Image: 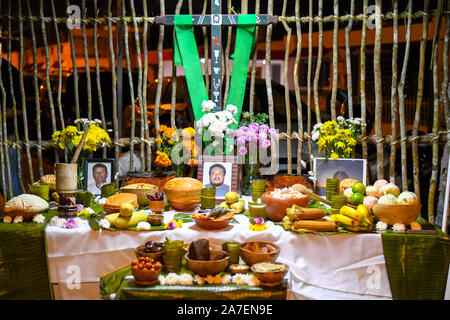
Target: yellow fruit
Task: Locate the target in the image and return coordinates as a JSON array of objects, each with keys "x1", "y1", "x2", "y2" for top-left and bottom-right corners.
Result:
[
  {"x1": 230, "y1": 200, "x2": 245, "y2": 214},
  {"x1": 333, "y1": 214, "x2": 360, "y2": 227},
  {"x1": 104, "y1": 213, "x2": 119, "y2": 225},
  {"x1": 120, "y1": 202, "x2": 135, "y2": 217},
  {"x1": 356, "y1": 204, "x2": 371, "y2": 218},
  {"x1": 219, "y1": 201, "x2": 230, "y2": 209},
  {"x1": 340, "y1": 206, "x2": 364, "y2": 221},
  {"x1": 114, "y1": 215, "x2": 131, "y2": 229},
  {"x1": 225, "y1": 192, "x2": 240, "y2": 204}
]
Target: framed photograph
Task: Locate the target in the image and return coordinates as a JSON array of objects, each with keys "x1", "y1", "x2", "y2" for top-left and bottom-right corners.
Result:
[
  {"x1": 197, "y1": 156, "x2": 239, "y2": 200},
  {"x1": 84, "y1": 158, "x2": 115, "y2": 195},
  {"x1": 312, "y1": 157, "x2": 367, "y2": 197}
]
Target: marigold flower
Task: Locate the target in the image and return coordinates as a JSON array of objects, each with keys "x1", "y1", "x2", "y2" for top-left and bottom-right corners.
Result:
[
  {"x1": 158, "y1": 124, "x2": 168, "y2": 133},
  {"x1": 155, "y1": 137, "x2": 163, "y2": 144}
]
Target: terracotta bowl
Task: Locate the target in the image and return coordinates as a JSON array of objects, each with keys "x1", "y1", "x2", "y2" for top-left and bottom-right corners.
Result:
[
  {"x1": 261, "y1": 192, "x2": 309, "y2": 222},
  {"x1": 131, "y1": 267, "x2": 161, "y2": 283},
  {"x1": 147, "y1": 213, "x2": 164, "y2": 226},
  {"x1": 372, "y1": 204, "x2": 422, "y2": 225},
  {"x1": 149, "y1": 200, "x2": 165, "y2": 213},
  {"x1": 192, "y1": 217, "x2": 233, "y2": 230},
  {"x1": 168, "y1": 200, "x2": 200, "y2": 212},
  {"x1": 185, "y1": 251, "x2": 230, "y2": 276},
  {"x1": 135, "y1": 245, "x2": 165, "y2": 262},
  {"x1": 240, "y1": 241, "x2": 280, "y2": 266},
  {"x1": 251, "y1": 262, "x2": 289, "y2": 285},
  {"x1": 229, "y1": 264, "x2": 250, "y2": 274}
]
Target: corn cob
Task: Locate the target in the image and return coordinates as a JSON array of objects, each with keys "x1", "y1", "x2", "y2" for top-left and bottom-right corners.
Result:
[
  {"x1": 331, "y1": 214, "x2": 360, "y2": 227},
  {"x1": 293, "y1": 220, "x2": 338, "y2": 232},
  {"x1": 295, "y1": 208, "x2": 326, "y2": 220}
]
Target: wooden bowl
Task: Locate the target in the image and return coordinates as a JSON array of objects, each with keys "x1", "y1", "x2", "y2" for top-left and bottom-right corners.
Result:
[
  {"x1": 372, "y1": 204, "x2": 422, "y2": 225},
  {"x1": 185, "y1": 252, "x2": 230, "y2": 276},
  {"x1": 240, "y1": 242, "x2": 280, "y2": 266},
  {"x1": 229, "y1": 264, "x2": 250, "y2": 274},
  {"x1": 251, "y1": 262, "x2": 289, "y2": 286},
  {"x1": 261, "y1": 191, "x2": 309, "y2": 222},
  {"x1": 131, "y1": 266, "x2": 161, "y2": 284},
  {"x1": 192, "y1": 217, "x2": 233, "y2": 230},
  {"x1": 147, "y1": 213, "x2": 164, "y2": 226},
  {"x1": 135, "y1": 245, "x2": 165, "y2": 262},
  {"x1": 168, "y1": 200, "x2": 200, "y2": 212}
]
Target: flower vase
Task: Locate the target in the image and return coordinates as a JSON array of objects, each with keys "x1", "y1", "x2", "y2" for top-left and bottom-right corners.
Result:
[{"x1": 241, "y1": 160, "x2": 261, "y2": 196}]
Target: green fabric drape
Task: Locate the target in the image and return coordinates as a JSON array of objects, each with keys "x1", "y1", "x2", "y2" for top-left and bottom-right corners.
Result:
[
  {"x1": 381, "y1": 218, "x2": 450, "y2": 300},
  {"x1": 100, "y1": 265, "x2": 287, "y2": 300},
  {"x1": 0, "y1": 211, "x2": 56, "y2": 300},
  {"x1": 174, "y1": 15, "x2": 209, "y2": 121}
]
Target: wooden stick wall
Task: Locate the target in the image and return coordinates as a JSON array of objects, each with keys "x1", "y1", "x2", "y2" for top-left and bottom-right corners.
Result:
[{"x1": 0, "y1": 0, "x2": 448, "y2": 229}]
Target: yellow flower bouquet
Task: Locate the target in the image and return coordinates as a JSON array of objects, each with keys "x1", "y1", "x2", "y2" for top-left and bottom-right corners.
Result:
[{"x1": 311, "y1": 117, "x2": 364, "y2": 158}]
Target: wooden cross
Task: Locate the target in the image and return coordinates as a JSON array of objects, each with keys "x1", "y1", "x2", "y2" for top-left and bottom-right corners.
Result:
[{"x1": 155, "y1": 0, "x2": 278, "y2": 112}]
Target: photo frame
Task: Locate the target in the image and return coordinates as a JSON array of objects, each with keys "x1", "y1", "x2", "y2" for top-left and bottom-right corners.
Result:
[
  {"x1": 84, "y1": 158, "x2": 115, "y2": 196},
  {"x1": 197, "y1": 156, "x2": 239, "y2": 201},
  {"x1": 312, "y1": 157, "x2": 367, "y2": 197}
]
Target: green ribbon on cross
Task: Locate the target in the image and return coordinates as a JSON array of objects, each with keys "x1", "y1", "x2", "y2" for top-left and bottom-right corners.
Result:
[{"x1": 174, "y1": 14, "x2": 256, "y2": 155}]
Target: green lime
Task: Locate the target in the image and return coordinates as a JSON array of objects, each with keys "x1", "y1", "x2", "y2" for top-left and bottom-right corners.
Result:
[
  {"x1": 352, "y1": 183, "x2": 366, "y2": 195},
  {"x1": 349, "y1": 192, "x2": 364, "y2": 206}
]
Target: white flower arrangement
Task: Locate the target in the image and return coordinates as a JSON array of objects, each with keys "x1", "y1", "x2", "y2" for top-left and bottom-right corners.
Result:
[
  {"x1": 98, "y1": 219, "x2": 111, "y2": 230},
  {"x1": 13, "y1": 216, "x2": 23, "y2": 224},
  {"x1": 49, "y1": 216, "x2": 88, "y2": 229},
  {"x1": 157, "y1": 272, "x2": 260, "y2": 287},
  {"x1": 392, "y1": 223, "x2": 406, "y2": 233},
  {"x1": 3, "y1": 216, "x2": 12, "y2": 223},
  {"x1": 158, "y1": 273, "x2": 194, "y2": 286},
  {"x1": 231, "y1": 274, "x2": 261, "y2": 286},
  {"x1": 196, "y1": 102, "x2": 238, "y2": 142},
  {"x1": 202, "y1": 100, "x2": 216, "y2": 113},
  {"x1": 376, "y1": 221, "x2": 388, "y2": 231},
  {"x1": 32, "y1": 214, "x2": 46, "y2": 224},
  {"x1": 136, "y1": 221, "x2": 151, "y2": 231}
]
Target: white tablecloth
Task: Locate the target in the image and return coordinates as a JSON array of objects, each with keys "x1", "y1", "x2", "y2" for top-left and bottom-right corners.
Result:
[{"x1": 45, "y1": 207, "x2": 450, "y2": 300}]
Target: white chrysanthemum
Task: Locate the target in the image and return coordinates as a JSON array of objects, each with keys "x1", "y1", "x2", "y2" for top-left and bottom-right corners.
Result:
[
  {"x1": 164, "y1": 273, "x2": 180, "y2": 285},
  {"x1": 311, "y1": 130, "x2": 320, "y2": 141},
  {"x1": 74, "y1": 217, "x2": 88, "y2": 226},
  {"x1": 221, "y1": 274, "x2": 232, "y2": 284},
  {"x1": 137, "y1": 221, "x2": 151, "y2": 231},
  {"x1": 178, "y1": 273, "x2": 194, "y2": 286},
  {"x1": 32, "y1": 214, "x2": 46, "y2": 224},
  {"x1": 376, "y1": 221, "x2": 388, "y2": 231},
  {"x1": 337, "y1": 116, "x2": 345, "y2": 123},
  {"x1": 232, "y1": 274, "x2": 248, "y2": 285},
  {"x1": 158, "y1": 275, "x2": 166, "y2": 285},
  {"x1": 202, "y1": 100, "x2": 216, "y2": 113},
  {"x1": 226, "y1": 104, "x2": 238, "y2": 115},
  {"x1": 194, "y1": 275, "x2": 205, "y2": 285},
  {"x1": 99, "y1": 219, "x2": 111, "y2": 229},
  {"x1": 3, "y1": 216, "x2": 12, "y2": 223},
  {"x1": 392, "y1": 223, "x2": 406, "y2": 232},
  {"x1": 13, "y1": 216, "x2": 23, "y2": 224},
  {"x1": 86, "y1": 207, "x2": 95, "y2": 214},
  {"x1": 265, "y1": 221, "x2": 275, "y2": 229}
]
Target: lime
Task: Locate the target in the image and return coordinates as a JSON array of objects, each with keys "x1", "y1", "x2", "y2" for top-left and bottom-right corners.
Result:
[
  {"x1": 352, "y1": 183, "x2": 366, "y2": 195},
  {"x1": 349, "y1": 192, "x2": 364, "y2": 206}
]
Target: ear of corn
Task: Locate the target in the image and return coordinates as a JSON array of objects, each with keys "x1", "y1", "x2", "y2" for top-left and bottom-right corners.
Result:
[{"x1": 293, "y1": 220, "x2": 338, "y2": 232}]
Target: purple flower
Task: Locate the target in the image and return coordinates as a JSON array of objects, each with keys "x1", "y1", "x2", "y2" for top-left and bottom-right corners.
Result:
[
  {"x1": 259, "y1": 125, "x2": 269, "y2": 132},
  {"x1": 259, "y1": 132, "x2": 268, "y2": 141},
  {"x1": 239, "y1": 146, "x2": 248, "y2": 156},
  {"x1": 249, "y1": 122, "x2": 260, "y2": 131},
  {"x1": 239, "y1": 126, "x2": 249, "y2": 132},
  {"x1": 76, "y1": 204, "x2": 84, "y2": 212},
  {"x1": 261, "y1": 139, "x2": 271, "y2": 149},
  {"x1": 253, "y1": 217, "x2": 264, "y2": 224},
  {"x1": 227, "y1": 130, "x2": 237, "y2": 139},
  {"x1": 237, "y1": 136, "x2": 247, "y2": 146},
  {"x1": 268, "y1": 128, "x2": 278, "y2": 137},
  {"x1": 167, "y1": 221, "x2": 177, "y2": 229},
  {"x1": 64, "y1": 219, "x2": 78, "y2": 229},
  {"x1": 249, "y1": 133, "x2": 260, "y2": 142}
]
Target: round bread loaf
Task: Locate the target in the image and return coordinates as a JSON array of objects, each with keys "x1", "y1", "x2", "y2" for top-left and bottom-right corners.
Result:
[
  {"x1": 163, "y1": 177, "x2": 204, "y2": 211},
  {"x1": 5, "y1": 194, "x2": 49, "y2": 215}
]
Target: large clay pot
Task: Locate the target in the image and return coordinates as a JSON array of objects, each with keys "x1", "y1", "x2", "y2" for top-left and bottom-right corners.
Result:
[{"x1": 261, "y1": 190, "x2": 309, "y2": 222}]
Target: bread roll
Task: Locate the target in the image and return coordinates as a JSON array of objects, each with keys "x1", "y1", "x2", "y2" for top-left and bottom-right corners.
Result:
[{"x1": 5, "y1": 194, "x2": 49, "y2": 214}]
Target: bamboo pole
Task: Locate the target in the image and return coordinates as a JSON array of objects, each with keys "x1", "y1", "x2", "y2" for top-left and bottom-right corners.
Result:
[
  {"x1": 39, "y1": 0, "x2": 59, "y2": 165},
  {"x1": 294, "y1": 0, "x2": 303, "y2": 175},
  {"x1": 281, "y1": 0, "x2": 292, "y2": 174},
  {"x1": 330, "y1": 0, "x2": 339, "y2": 122},
  {"x1": 171, "y1": 0, "x2": 183, "y2": 129},
  {"x1": 428, "y1": 1, "x2": 444, "y2": 224},
  {"x1": 307, "y1": 0, "x2": 313, "y2": 166},
  {"x1": 313, "y1": 0, "x2": 323, "y2": 124},
  {"x1": 360, "y1": 0, "x2": 368, "y2": 183},
  {"x1": 123, "y1": 1, "x2": 136, "y2": 172},
  {"x1": 223, "y1": 0, "x2": 232, "y2": 105},
  {"x1": 249, "y1": 0, "x2": 260, "y2": 116},
  {"x1": 93, "y1": 0, "x2": 107, "y2": 159},
  {"x1": 412, "y1": 0, "x2": 430, "y2": 198},
  {"x1": 0, "y1": 18, "x2": 7, "y2": 200},
  {"x1": 143, "y1": 0, "x2": 152, "y2": 171},
  {"x1": 7, "y1": 1, "x2": 25, "y2": 193},
  {"x1": 107, "y1": 0, "x2": 120, "y2": 181},
  {"x1": 130, "y1": 0, "x2": 145, "y2": 171},
  {"x1": 81, "y1": 0, "x2": 92, "y2": 120},
  {"x1": 345, "y1": 0, "x2": 354, "y2": 119},
  {"x1": 442, "y1": 2, "x2": 450, "y2": 232},
  {"x1": 154, "y1": 0, "x2": 165, "y2": 141},
  {"x1": 389, "y1": 0, "x2": 399, "y2": 184},
  {"x1": 66, "y1": 0, "x2": 80, "y2": 124},
  {"x1": 397, "y1": 0, "x2": 412, "y2": 192},
  {"x1": 202, "y1": 0, "x2": 209, "y2": 97},
  {"x1": 374, "y1": 0, "x2": 384, "y2": 180},
  {"x1": 26, "y1": 0, "x2": 43, "y2": 178},
  {"x1": 0, "y1": 16, "x2": 13, "y2": 199},
  {"x1": 18, "y1": 0, "x2": 34, "y2": 183}
]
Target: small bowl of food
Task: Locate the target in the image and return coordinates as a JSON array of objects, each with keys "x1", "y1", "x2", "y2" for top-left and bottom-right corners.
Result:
[
  {"x1": 147, "y1": 213, "x2": 164, "y2": 226},
  {"x1": 240, "y1": 241, "x2": 280, "y2": 266},
  {"x1": 190, "y1": 207, "x2": 235, "y2": 230},
  {"x1": 229, "y1": 264, "x2": 250, "y2": 274},
  {"x1": 185, "y1": 250, "x2": 230, "y2": 276},
  {"x1": 147, "y1": 192, "x2": 166, "y2": 213},
  {"x1": 135, "y1": 241, "x2": 165, "y2": 262},
  {"x1": 251, "y1": 262, "x2": 289, "y2": 286},
  {"x1": 131, "y1": 257, "x2": 163, "y2": 285}
]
